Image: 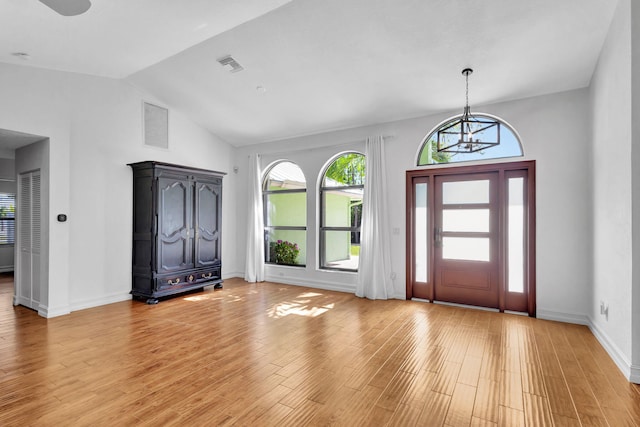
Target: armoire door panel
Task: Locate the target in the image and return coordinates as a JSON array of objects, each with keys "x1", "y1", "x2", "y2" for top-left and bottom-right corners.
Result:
[
  {"x1": 195, "y1": 181, "x2": 221, "y2": 267},
  {"x1": 158, "y1": 177, "x2": 193, "y2": 272}
]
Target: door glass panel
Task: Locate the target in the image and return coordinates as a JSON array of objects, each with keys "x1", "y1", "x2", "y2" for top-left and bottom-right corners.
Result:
[
  {"x1": 443, "y1": 209, "x2": 489, "y2": 232},
  {"x1": 442, "y1": 180, "x2": 489, "y2": 204},
  {"x1": 415, "y1": 183, "x2": 428, "y2": 282},
  {"x1": 508, "y1": 177, "x2": 525, "y2": 292},
  {"x1": 442, "y1": 237, "x2": 490, "y2": 261}
]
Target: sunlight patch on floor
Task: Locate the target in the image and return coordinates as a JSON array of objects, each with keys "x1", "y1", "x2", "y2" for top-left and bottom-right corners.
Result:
[{"x1": 267, "y1": 291, "x2": 335, "y2": 318}]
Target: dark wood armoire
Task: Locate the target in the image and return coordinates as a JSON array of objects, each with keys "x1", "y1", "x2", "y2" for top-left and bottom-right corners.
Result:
[{"x1": 129, "y1": 161, "x2": 225, "y2": 303}]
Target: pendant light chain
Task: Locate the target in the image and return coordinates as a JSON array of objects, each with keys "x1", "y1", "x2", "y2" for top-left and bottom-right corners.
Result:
[{"x1": 465, "y1": 71, "x2": 469, "y2": 110}]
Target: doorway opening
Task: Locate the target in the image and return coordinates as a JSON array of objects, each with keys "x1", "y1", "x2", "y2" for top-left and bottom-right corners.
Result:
[{"x1": 406, "y1": 161, "x2": 536, "y2": 315}]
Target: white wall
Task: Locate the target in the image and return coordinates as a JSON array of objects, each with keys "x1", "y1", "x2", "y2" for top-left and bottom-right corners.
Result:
[
  {"x1": 0, "y1": 63, "x2": 69, "y2": 317},
  {"x1": 236, "y1": 88, "x2": 593, "y2": 315},
  {"x1": 589, "y1": 0, "x2": 635, "y2": 380},
  {"x1": 631, "y1": 0, "x2": 640, "y2": 381},
  {"x1": 0, "y1": 62, "x2": 238, "y2": 315}
]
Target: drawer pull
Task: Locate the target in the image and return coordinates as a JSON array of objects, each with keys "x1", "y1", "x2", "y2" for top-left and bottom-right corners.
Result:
[
  {"x1": 202, "y1": 273, "x2": 212, "y2": 279},
  {"x1": 188, "y1": 275, "x2": 194, "y2": 282},
  {"x1": 168, "y1": 278, "x2": 181, "y2": 285}
]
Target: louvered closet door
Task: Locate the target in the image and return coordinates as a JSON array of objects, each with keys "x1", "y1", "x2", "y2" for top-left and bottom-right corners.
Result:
[{"x1": 16, "y1": 170, "x2": 41, "y2": 310}]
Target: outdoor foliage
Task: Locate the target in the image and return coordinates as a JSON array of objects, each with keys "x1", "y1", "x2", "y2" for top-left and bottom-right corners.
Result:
[
  {"x1": 430, "y1": 138, "x2": 452, "y2": 163},
  {"x1": 270, "y1": 240, "x2": 300, "y2": 265},
  {"x1": 325, "y1": 153, "x2": 365, "y2": 185}
]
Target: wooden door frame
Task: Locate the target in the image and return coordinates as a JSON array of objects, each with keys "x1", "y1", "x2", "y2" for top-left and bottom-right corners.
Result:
[{"x1": 405, "y1": 160, "x2": 536, "y2": 316}]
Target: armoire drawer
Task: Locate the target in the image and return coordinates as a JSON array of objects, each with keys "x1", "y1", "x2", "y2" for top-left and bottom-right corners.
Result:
[{"x1": 194, "y1": 267, "x2": 221, "y2": 284}]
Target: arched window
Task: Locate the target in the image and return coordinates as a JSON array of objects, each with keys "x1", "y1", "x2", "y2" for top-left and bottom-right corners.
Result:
[
  {"x1": 417, "y1": 113, "x2": 523, "y2": 165},
  {"x1": 263, "y1": 161, "x2": 306, "y2": 266},
  {"x1": 319, "y1": 152, "x2": 365, "y2": 271}
]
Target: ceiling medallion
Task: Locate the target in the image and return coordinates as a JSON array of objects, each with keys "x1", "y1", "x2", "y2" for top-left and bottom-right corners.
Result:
[{"x1": 436, "y1": 68, "x2": 500, "y2": 154}]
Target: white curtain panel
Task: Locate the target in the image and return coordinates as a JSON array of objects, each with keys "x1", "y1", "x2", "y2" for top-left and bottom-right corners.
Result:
[
  {"x1": 244, "y1": 154, "x2": 265, "y2": 282},
  {"x1": 356, "y1": 136, "x2": 394, "y2": 299}
]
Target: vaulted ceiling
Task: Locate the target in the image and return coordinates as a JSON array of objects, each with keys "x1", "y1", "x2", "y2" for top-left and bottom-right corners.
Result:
[{"x1": 1, "y1": 0, "x2": 619, "y2": 146}]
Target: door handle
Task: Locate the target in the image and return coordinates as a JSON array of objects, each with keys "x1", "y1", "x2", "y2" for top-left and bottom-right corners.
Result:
[{"x1": 434, "y1": 227, "x2": 442, "y2": 247}]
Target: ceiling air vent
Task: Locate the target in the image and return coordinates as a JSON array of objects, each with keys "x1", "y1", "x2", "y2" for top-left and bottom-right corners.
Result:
[{"x1": 217, "y1": 55, "x2": 244, "y2": 73}]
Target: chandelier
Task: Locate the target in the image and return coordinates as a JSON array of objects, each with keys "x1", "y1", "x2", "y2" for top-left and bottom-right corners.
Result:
[{"x1": 436, "y1": 68, "x2": 500, "y2": 154}]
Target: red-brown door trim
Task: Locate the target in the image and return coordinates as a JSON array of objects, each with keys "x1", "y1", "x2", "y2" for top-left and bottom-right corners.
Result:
[{"x1": 405, "y1": 160, "x2": 536, "y2": 316}]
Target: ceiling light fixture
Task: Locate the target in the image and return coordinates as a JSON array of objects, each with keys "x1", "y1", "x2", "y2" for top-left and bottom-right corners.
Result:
[
  {"x1": 12, "y1": 52, "x2": 31, "y2": 60},
  {"x1": 436, "y1": 68, "x2": 500, "y2": 154},
  {"x1": 39, "y1": 0, "x2": 92, "y2": 16}
]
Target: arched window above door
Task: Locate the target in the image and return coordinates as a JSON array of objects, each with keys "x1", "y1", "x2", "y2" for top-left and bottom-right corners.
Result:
[{"x1": 417, "y1": 113, "x2": 523, "y2": 166}]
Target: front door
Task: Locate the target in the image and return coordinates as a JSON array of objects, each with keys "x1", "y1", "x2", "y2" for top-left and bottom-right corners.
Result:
[
  {"x1": 406, "y1": 161, "x2": 536, "y2": 315},
  {"x1": 434, "y1": 173, "x2": 499, "y2": 308}
]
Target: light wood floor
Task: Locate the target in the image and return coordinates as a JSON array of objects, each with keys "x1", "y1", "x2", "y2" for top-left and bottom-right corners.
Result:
[{"x1": 1, "y1": 274, "x2": 639, "y2": 426}]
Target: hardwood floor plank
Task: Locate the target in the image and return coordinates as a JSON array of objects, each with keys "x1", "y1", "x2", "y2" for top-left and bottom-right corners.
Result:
[
  {"x1": 400, "y1": 369, "x2": 437, "y2": 409},
  {"x1": 444, "y1": 382, "x2": 477, "y2": 426},
  {"x1": 521, "y1": 361, "x2": 547, "y2": 397},
  {"x1": 498, "y1": 405, "x2": 525, "y2": 427},
  {"x1": 416, "y1": 390, "x2": 451, "y2": 426},
  {"x1": 280, "y1": 399, "x2": 322, "y2": 426},
  {"x1": 376, "y1": 369, "x2": 416, "y2": 411},
  {"x1": 544, "y1": 375, "x2": 579, "y2": 419},
  {"x1": 564, "y1": 374, "x2": 608, "y2": 421},
  {"x1": 479, "y1": 351, "x2": 502, "y2": 382},
  {"x1": 386, "y1": 403, "x2": 423, "y2": 427},
  {"x1": 470, "y1": 416, "x2": 498, "y2": 426},
  {"x1": 523, "y1": 392, "x2": 554, "y2": 427},
  {"x1": 1, "y1": 277, "x2": 639, "y2": 426},
  {"x1": 458, "y1": 355, "x2": 482, "y2": 387},
  {"x1": 473, "y1": 378, "x2": 500, "y2": 423},
  {"x1": 432, "y1": 360, "x2": 462, "y2": 395},
  {"x1": 600, "y1": 405, "x2": 639, "y2": 427},
  {"x1": 499, "y1": 370, "x2": 524, "y2": 411}
]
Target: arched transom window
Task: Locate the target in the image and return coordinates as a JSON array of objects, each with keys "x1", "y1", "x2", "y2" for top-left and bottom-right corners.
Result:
[{"x1": 418, "y1": 113, "x2": 523, "y2": 165}]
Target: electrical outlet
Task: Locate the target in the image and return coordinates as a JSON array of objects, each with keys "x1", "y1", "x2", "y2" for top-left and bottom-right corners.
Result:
[{"x1": 600, "y1": 301, "x2": 609, "y2": 320}]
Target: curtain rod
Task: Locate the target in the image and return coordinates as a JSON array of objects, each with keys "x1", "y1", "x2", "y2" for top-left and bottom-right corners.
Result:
[{"x1": 250, "y1": 135, "x2": 394, "y2": 158}]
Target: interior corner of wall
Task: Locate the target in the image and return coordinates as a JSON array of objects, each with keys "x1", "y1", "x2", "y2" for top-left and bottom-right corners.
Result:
[{"x1": 588, "y1": 314, "x2": 634, "y2": 383}]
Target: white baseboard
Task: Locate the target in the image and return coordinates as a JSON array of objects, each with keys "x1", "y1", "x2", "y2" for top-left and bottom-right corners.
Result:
[
  {"x1": 537, "y1": 309, "x2": 590, "y2": 325},
  {"x1": 587, "y1": 316, "x2": 636, "y2": 383},
  {"x1": 517, "y1": 309, "x2": 639, "y2": 384},
  {"x1": 38, "y1": 304, "x2": 71, "y2": 318},
  {"x1": 222, "y1": 271, "x2": 244, "y2": 280},
  {"x1": 265, "y1": 273, "x2": 356, "y2": 294},
  {"x1": 0, "y1": 265, "x2": 13, "y2": 273},
  {"x1": 70, "y1": 292, "x2": 132, "y2": 313}
]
